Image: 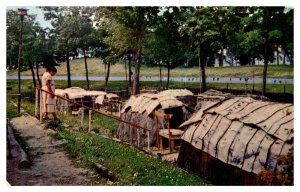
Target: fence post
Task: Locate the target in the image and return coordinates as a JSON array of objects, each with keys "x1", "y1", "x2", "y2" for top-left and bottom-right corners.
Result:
[
  {"x1": 39, "y1": 89, "x2": 42, "y2": 122},
  {"x1": 137, "y1": 129, "x2": 140, "y2": 147},
  {"x1": 147, "y1": 130, "x2": 150, "y2": 152},
  {"x1": 35, "y1": 87, "x2": 39, "y2": 117},
  {"x1": 80, "y1": 107, "x2": 84, "y2": 128},
  {"x1": 129, "y1": 125, "x2": 132, "y2": 144},
  {"x1": 88, "y1": 110, "x2": 92, "y2": 133}
]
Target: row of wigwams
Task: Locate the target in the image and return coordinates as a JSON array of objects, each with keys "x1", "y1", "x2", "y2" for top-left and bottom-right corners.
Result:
[{"x1": 117, "y1": 89, "x2": 293, "y2": 185}]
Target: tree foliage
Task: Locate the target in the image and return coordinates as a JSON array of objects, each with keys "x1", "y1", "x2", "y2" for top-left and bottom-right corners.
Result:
[{"x1": 7, "y1": 6, "x2": 294, "y2": 95}]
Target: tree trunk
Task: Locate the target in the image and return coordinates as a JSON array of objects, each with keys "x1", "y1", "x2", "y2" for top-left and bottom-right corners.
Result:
[
  {"x1": 167, "y1": 62, "x2": 170, "y2": 90},
  {"x1": 124, "y1": 56, "x2": 127, "y2": 81},
  {"x1": 219, "y1": 47, "x2": 224, "y2": 67},
  {"x1": 83, "y1": 49, "x2": 90, "y2": 90},
  {"x1": 133, "y1": 48, "x2": 141, "y2": 95},
  {"x1": 105, "y1": 62, "x2": 110, "y2": 92},
  {"x1": 262, "y1": 8, "x2": 270, "y2": 96},
  {"x1": 9, "y1": 57, "x2": 12, "y2": 70},
  {"x1": 283, "y1": 49, "x2": 286, "y2": 65},
  {"x1": 199, "y1": 44, "x2": 207, "y2": 93},
  {"x1": 159, "y1": 62, "x2": 162, "y2": 91},
  {"x1": 252, "y1": 56, "x2": 255, "y2": 65},
  {"x1": 36, "y1": 64, "x2": 41, "y2": 87},
  {"x1": 199, "y1": 45, "x2": 201, "y2": 92},
  {"x1": 276, "y1": 47, "x2": 279, "y2": 65},
  {"x1": 29, "y1": 63, "x2": 37, "y2": 89},
  {"x1": 201, "y1": 58, "x2": 207, "y2": 92},
  {"x1": 66, "y1": 40, "x2": 71, "y2": 88},
  {"x1": 128, "y1": 54, "x2": 132, "y2": 89}
]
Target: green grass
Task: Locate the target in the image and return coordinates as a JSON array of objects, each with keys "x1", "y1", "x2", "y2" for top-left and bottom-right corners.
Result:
[
  {"x1": 6, "y1": 100, "x2": 20, "y2": 119},
  {"x1": 57, "y1": 111, "x2": 119, "y2": 136},
  {"x1": 53, "y1": 130, "x2": 209, "y2": 185},
  {"x1": 6, "y1": 79, "x2": 294, "y2": 96},
  {"x1": 7, "y1": 58, "x2": 294, "y2": 78}
]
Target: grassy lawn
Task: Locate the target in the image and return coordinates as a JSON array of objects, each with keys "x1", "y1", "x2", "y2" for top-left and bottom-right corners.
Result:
[{"x1": 7, "y1": 58, "x2": 294, "y2": 78}]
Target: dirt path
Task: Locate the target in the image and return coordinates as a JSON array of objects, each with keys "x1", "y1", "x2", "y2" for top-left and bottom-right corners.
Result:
[{"x1": 6, "y1": 115, "x2": 93, "y2": 186}]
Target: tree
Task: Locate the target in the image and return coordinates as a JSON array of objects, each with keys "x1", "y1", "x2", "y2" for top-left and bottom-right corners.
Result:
[
  {"x1": 94, "y1": 20, "x2": 120, "y2": 91},
  {"x1": 95, "y1": 7, "x2": 159, "y2": 95},
  {"x1": 40, "y1": 6, "x2": 74, "y2": 87},
  {"x1": 6, "y1": 10, "x2": 20, "y2": 70},
  {"x1": 67, "y1": 7, "x2": 95, "y2": 90},
  {"x1": 6, "y1": 8, "x2": 54, "y2": 88},
  {"x1": 143, "y1": 7, "x2": 187, "y2": 89},
  {"x1": 181, "y1": 7, "x2": 220, "y2": 92},
  {"x1": 261, "y1": 7, "x2": 288, "y2": 96}
]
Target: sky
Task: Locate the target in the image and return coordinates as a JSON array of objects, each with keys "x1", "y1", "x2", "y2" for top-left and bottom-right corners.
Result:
[
  {"x1": 1, "y1": 1, "x2": 299, "y2": 192},
  {"x1": 6, "y1": 6, "x2": 52, "y2": 28}
]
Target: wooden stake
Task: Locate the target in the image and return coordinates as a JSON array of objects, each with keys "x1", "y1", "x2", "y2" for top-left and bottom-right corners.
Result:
[
  {"x1": 80, "y1": 107, "x2": 84, "y2": 128},
  {"x1": 35, "y1": 87, "x2": 39, "y2": 117},
  {"x1": 147, "y1": 131, "x2": 150, "y2": 152},
  {"x1": 88, "y1": 110, "x2": 92, "y2": 133},
  {"x1": 137, "y1": 128, "x2": 140, "y2": 147},
  {"x1": 39, "y1": 89, "x2": 42, "y2": 122}
]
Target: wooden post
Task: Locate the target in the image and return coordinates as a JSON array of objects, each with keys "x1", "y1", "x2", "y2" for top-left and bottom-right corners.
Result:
[
  {"x1": 35, "y1": 87, "x2": 39, "y2": 117},
  {"x1": 118, "y1": 103, "x2": 121, "y2": 116},
  {"x1": 166, "y1": 118, "x2": 172, "y2": 153},
  {"x1": 147, "y1": 130, "x2": 150, "y2": 152},
  {"x1": 137, "y1": 128, "x2": 140, "y2": 147},
  {"x1": 39, "y1": 89, "x2": 42, "y2": 122},
  {"x1": 88, "y1": 110, "x2": 92, "y2": 133},
  {"x1": 154, "y1": 112, "x2": 159, "y2": 148},
  {"x1": 80, "y1": 107, "x2": 84, "y2": 128},
  {"x1": 129, "y1": 125, "x2": 132, "y2": 144}
]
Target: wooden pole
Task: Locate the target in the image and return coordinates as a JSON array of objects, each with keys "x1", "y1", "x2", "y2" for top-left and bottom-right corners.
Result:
[
  {"x1": 166, "y1": 118, "x2": 172, "y2": 153},
  {"x1": 147, "y1": 130, "x2": 150, "y2": 152},
  {"x1": 88, "y1": 110, "x2": 92, "y2": 133},
  {"x1": 80, "y1": 107, "x2": 84, "y2": 128},
  {"x1": 35, "y1": 87, "x2": 39, "y2": 117},
  {"x1": 137, "y1": 128, "x2": 140, "y2": 147},
  {"x1": 39, "y1": 89, "x2": 42, "y2": 122},
  {"x1": 154, "y1": 113, "x2": 159, "y2": 148},
  {"x1": 129, "y1": 125, "x2": 132, "y2": 144},
  {"x1": 17, "y1": 14, "x2": 25, "y2": 113}
]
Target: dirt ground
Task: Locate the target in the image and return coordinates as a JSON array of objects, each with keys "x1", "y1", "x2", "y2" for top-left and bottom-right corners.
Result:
[{"x1": 6, "y1": 115, "x2": 96, "y2": 186}]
